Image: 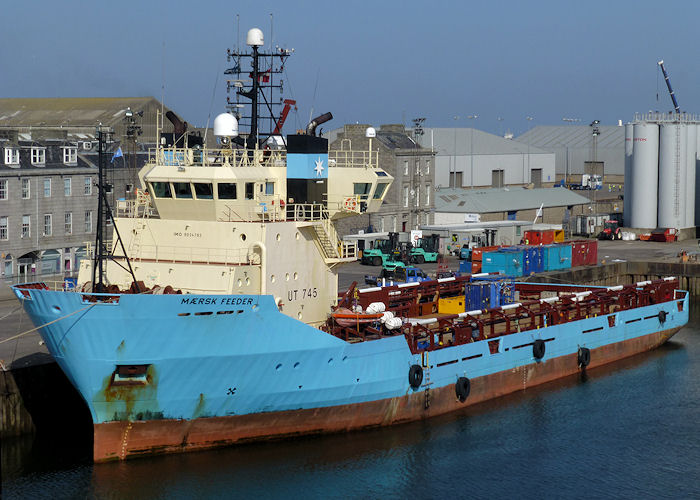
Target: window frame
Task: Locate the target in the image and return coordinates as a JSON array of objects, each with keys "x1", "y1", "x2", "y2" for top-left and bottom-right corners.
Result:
[{"x1": 43, "y1": 213, "x2": 52, "y2": 236}]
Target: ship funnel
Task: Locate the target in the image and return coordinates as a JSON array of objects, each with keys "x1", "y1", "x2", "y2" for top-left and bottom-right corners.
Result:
[
  {"x1": 306, "y1": 112, "x2": 333, "y2": 136},
  {"x1": 166, "y1": 111, "x2": 188, "y2": 137}
]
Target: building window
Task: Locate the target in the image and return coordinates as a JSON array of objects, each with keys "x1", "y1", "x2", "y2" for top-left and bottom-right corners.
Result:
[
  {"x1": 4, "y1": 148, "x2": 19, "y2": 165},
  {"x1": 64, "y1": 212, "x2": 72, "y2": 235},
  {"x1": 64, "y1": 177, "x2": 71, "y2": 196},
  {"x1": 85, "y1": 211, "x2": 92, "y2": 233},
  {"x1": 403, "y1": 185, "x2": 409, "y2": 207},
  {"x1": 415, "y1": 161, "x2": 420, "y2": 175},
  {"x1": 31, "y1": 147, "x2": 45, "y2": 165},
  {"x1": 425, "y1": 160, "x2": 430, "y2": 175},
  {"x1": 0, "y1": 179, "x2": 7, "y2": 200},
  {"x1": 63, "y1": 147, "x2": 77, "y2": 164},
  {"x1": 403, "y1": 161, "x2": 408, "y2": 176},
  {"x1": 84, "y1": 177, "x2": 93, "y2": 195},
  {"x1": 449, "y1": 171, "x2": 463, "y2": 188},
  {"x1": 43, "y1": 214, "x2": 52, "y2": 236},
  {"x1": 22, "y1": 215, "x2": 30, "y2": 238},
  {"x1": 0, "y1": 216, "x2": 7, "y2": 240},
  {"x1": 44, "y1": 178, "x2": 51, "y2": 197},
  {"x1": 492, "y1": 169, "x2": 504, "y2": 188},
  {"x1": 425, "y1": 184, "x2": 431, "y2": 206},
  {"x1": 415, "y1": 186, "x2": 420, "y2": 207},
  {"x1": 21, "y1": 178, "x2": 30, "y2": 199}
]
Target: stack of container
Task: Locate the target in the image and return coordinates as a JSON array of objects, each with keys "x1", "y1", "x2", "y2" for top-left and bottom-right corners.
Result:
[
  {"x1": 524, "y1": 229, "x2": 564, "y2": 245},
  {"x1": 520, "y1": 245, "x2": 544, "y2": 275},
  {"x1": 542, "y1": 244, "x2": 572, "y2": 271},
  {"x1": 465, "y1": 278, "x2": 515, "y2": 311},
  {"x1": 481, "y1": 248, "x2": 523, "y2": 276},
  {"x1": 471, "y1": 245, "x2": 500, "y2": 273},
  {"x1": 570, "y1": 240, "x2": 598, "y2": 267}
]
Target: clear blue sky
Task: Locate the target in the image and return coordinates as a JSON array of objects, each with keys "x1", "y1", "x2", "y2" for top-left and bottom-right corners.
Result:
[{"x1": 2, "y1": 1, "x2": 700, "y2": 136}]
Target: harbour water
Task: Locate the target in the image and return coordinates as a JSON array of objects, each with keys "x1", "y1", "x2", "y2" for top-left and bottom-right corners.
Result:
[{"x1": 2, "y1": 307, "x2": 699, "y2": 499}]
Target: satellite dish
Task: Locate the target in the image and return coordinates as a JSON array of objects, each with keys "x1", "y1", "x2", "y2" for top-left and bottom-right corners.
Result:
[
  {"x1": 246, "y1": 28, "x2": 264, "y2": 47},
  {"x1": 214, "y1": 113, "x2": 239, "y2": 138}
]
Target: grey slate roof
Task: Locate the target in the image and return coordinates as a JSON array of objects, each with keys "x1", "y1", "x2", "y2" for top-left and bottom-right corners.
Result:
[{"x1": 434, "y1": 187, "x2": 590, "y2": 213}]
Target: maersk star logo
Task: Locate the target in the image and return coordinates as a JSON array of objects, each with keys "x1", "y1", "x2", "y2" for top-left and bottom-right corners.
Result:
[{"x1": 314, "y1": 157, "x2": 325, "y2": 177}]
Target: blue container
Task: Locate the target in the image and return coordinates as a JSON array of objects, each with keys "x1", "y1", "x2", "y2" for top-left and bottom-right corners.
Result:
[
  {"x1": 465, "y1": 280, "x2": 515, "y2": 311},
  {"x1": 481, "y1": 249, "x2": 523, "y2": 277},
  {"x1": 521, "y1": 246, "x2": 544, "y2": 275},
  {"x1": 459, "y1": 260, "x2": 472, "y2": 274},
  {"x1": 542, "y1": 244, "x2": 572, "y2": 271}
]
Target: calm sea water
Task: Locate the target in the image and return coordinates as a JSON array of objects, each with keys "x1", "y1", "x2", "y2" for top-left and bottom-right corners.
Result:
[{"x1": 3, "y1": 308, "x2": 699, "y2": 499}]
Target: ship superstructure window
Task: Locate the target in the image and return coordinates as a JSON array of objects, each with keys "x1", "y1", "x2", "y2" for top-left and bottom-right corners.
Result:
[
  {"x1": 64, "y1": 177, "x2": 71, "y2": 196},
  {"x1": 217, "y1": 183, "x2": 237, "y2": 200},
  {"x1": 84, "y1": 177, "x2": 92, "y2": 195},
  {"x1": 31, "y1": 147, "x2": 45, "y2": 165},
  {"x1": 265, "y1": 182, "x2": 274, "y2": 195},
  {"x1": 193, "y1": 183, "x2": 214, "y2": 200},
  {"x1": 151, "y1": 182, "x2": 172, "y2": 198},
  {"x1": 44, "y1": 178, "x2": 51, "y2": 197},
  {"x1": 0, "y1": 179, "x2": 7, "y2": 200},
  {"x1": 63, "y1": 147, "x2": 77, "y2": 165},
  {"x1": 173, "y1": 182, "x2": 192, "y2": 199},
  {"x1": 21, "y1": 178, "x2": 30, "y2": 199},
  {"x1": 245, "y1": 182, "x2": 254, "y2": 200},
  {"x1": 4, "y1": 148, "x2": 19, "y2": 165},
  {"x1": 21, "y1": 215, "x2": 30, "y2": 238},
  {"x1": 43, "y1": 214, "x2": 52, "y2": 236},
  {"x1": 353, "y1": 183, "x2": 371, "y2": 197},
  {"x1": 373, "y1": 183, "x2": 389, "y2": 200}
]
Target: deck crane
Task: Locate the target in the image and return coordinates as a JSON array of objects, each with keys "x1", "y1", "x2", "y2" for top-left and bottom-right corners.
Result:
[{"x1": 658, "y1": 60, "x2": 681, "y2": 114}]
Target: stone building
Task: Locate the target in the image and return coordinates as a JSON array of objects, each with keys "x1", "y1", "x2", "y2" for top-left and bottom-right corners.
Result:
[{"x1": 328, "y1": 124, "x2": 436, "y2": 236}]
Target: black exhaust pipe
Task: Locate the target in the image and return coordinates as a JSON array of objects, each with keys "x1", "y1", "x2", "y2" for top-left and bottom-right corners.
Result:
[{"x1": 306, "y1": 112, "x2": 333, "y2": 136}]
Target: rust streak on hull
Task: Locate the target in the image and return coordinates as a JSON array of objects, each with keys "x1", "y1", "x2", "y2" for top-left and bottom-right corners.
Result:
[{"x1": 94, "y1": 326, "x2": 681, "y2": 462}]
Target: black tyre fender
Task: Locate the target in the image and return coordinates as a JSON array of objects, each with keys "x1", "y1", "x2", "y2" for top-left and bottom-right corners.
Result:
[
  {"x1": 455, "y1": 376, "x2": 471, "y2": 402},
  {"x1": 408, "y1": 364, "x2": 423, "y2": 389},
  {"x1": 577, "y1": 347, "x2": 591, "y2": 368},
  {"x1": 533, "y1": 339, "x2": 546, "y2": 360},
  {"x1": 658, "y1": 310, "x2": 667, "y2": 324}
]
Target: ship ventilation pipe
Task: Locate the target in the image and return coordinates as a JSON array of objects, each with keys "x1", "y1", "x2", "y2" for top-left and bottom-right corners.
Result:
[
  {"x1": 252, "y1": 242, "x2": 266, "y2": 294},
  {"x1": 306, "y1": 112, "x2": 333, "y2": 136},
  {"x1": 166, "y1": 111, "x2": 188, "y2": 137}
]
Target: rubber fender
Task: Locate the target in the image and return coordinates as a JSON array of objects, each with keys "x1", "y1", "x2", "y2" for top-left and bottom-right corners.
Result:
[
  {"x1": 577, "y1": 347, "x2": 591, "y2": 368},
  {"x1": 455, "y1": 377, "x2": 471, "y2": 403},
  {"x1": 533, "y1": 339, "x2": 546, "y2": 360},
  {"x1": 408, "y1": 364, "x2": 423, "y2": 389},
  {"x1": 658, "y1": 310, "x2": 667, "y2": 324}
]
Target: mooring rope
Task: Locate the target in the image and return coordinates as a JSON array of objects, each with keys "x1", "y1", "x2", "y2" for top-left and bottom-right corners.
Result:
[
  {"x1": 0, "y1": 302, "x2": 97, "y2": 345},
  {"x1": 0, "y1": 304, "x2": 22, "y2": 322}
]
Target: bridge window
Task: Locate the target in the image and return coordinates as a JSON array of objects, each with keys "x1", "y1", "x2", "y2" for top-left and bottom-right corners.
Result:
[
  {"x1": 173, "y1": 182, "x2": 193, "y2": 199},
  {"x1": 217, "y1": 183, "x2": 237, "y2": 200},
  {"x1": 354, "y1": 183, "x2": 371, "y2": 196},
  {"x1": 373, "y1": 183, "x2": 389, "y2": 200},
  {"x1": 194, "y1": 183, "x2": 213, "y2": 200},
  {"x1": 151, "y1": 182, "x2": 172, "y2": 198}
]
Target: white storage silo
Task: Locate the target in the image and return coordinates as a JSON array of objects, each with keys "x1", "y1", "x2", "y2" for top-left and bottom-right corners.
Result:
[
  {"x1": 658, "y1": 123, "x2": 687, "y2": 229},
  {"x1": 623, "y1": 123, "x2": 634, "y2": 226},
  {"x1": 630, "y1": 122, "x2": 659, "y2": 228},
  {"x1": 685, "y1": 124, "x2": 697, "y2": 228}
]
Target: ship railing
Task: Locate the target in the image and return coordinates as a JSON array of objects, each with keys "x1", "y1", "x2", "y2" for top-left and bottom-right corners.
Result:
[
  {"x1": 329, "y1": 149, "x2": 378, "y2": 169},
  {"x1": 115, "y1": 197, "x2": 155, "y2": 219},
  {"x1": 148, "y1": 146, "x2": 287, "y2": 168},
  {"x1": 85, "y1": 241, "x2": 259, "y2": 266}
]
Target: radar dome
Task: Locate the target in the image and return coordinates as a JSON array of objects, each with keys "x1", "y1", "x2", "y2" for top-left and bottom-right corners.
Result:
[
  {"x1": 214, "y1": 113, "x2": 238, "y2": 138},
  {"x1": 247, "y1": 28, "x2": 264, "y2": 47},
  {"x1": 365, "y1": 127, "x2": 376, "y2": 138}
]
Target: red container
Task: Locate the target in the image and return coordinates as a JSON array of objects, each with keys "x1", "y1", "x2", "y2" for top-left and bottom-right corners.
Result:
[
  {"x1": 524, "y1": 230, "x2": 555, "y2": 245},
  {"x1": 570, "y1": 240, "x2": 598, "y2": 267}
]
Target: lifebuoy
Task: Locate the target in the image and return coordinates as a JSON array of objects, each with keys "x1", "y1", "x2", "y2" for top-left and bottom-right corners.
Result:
[
  {"x1": 658, "y1": 310, "x2": 667, "y2": 323},
  {"x1": 533, "y1": 339, "x2": 546, "y2": 360},
  {"x1": 577, "y1": 347, "x2": 591, "y2": 368},
  {"x1": 455, "y1": 377, "x2": 471, "y2": 402},
  {"x1": 408, "y1": 364, "x2": 423, "y2": 389}
]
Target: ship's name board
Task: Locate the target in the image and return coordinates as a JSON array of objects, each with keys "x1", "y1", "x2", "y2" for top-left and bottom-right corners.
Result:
[{"x1": 180, "y1": 297, "x2": 254, "y2": 305}]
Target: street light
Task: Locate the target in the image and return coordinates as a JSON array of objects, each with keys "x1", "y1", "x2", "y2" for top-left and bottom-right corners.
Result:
[
  {"x1": 452, "y1": 116, "x2": 459, "y2": 188},
  {"x1": 525, "y1": 116, "x2": 534, "y2": 185},
  {"x1": 468, "y1": 114, "x2": 478, "y2": 188}
]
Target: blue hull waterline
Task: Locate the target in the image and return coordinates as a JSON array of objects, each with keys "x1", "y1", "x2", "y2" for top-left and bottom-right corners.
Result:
[{"x1": 13, "y1": 279, "x2": 689, "y2": 461}]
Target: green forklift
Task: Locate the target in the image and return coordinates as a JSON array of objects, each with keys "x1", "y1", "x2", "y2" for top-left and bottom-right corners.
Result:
[
  {"x1": 361, "y1": 232, "x2": 400, "y2": 266},
  {"x1": 410, "y1": 234, "x2": 441, "y2": 264}
]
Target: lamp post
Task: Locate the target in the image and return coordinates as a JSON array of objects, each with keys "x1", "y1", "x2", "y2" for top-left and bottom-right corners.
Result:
[
  {"x1": 412, "y1": 117, "x2": 425, "y2": 229},
  {"x1": 452, "y1": 116, "x2": 459, "y2": 188},
  {"x1": 467, "y1": 114, "x2": 478, "y2": 188},
  {"x1": 525, "y1": 116, "x2": 534, "y2": 185}
]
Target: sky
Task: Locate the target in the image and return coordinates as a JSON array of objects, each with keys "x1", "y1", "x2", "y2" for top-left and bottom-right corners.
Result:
[{"x1": 2, "y1": 1, "x2": 700, "y2": 136}]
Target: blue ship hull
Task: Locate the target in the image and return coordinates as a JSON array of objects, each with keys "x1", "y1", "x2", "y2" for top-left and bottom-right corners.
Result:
[{"x1": 13, "y1": 283, "x2": 689, "y2": 461}]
